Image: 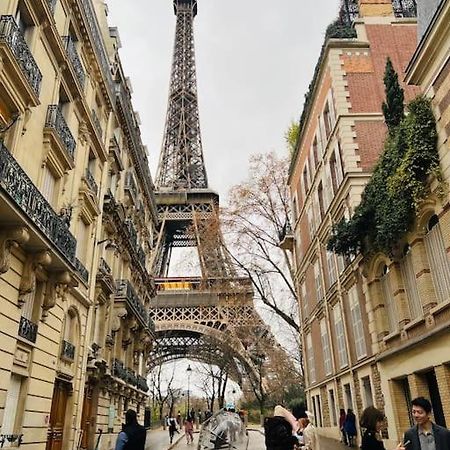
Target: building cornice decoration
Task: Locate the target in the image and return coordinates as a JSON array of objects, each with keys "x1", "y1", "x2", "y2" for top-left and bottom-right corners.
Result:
[
  {"x1": 42, "y1": 271, "x2": 73, "y2": 320},
  {"x1": 0, "y1": 227, "x2": 30, "y2": 274}
]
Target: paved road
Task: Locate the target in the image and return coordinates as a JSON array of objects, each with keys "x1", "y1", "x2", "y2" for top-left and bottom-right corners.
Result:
[{"x1": 147, "y1": 427, "x2": 348, "y2": 449}]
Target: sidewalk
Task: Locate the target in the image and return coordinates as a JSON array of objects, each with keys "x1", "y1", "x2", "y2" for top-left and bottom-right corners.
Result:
[{"x1": 318, "y1": 435, "x2": 349, "y2": 450}]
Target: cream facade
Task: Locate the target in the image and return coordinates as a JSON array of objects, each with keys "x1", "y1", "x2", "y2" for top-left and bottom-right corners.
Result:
[
  {"x1": 288, "y1": 0, "x2": 419, "y2": 443},
  {"x1": 0, "y1": 0, "x2": 157, "y2": 449}
]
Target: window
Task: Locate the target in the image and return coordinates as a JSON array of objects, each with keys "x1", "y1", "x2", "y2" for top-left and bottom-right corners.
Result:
[
  {"x1": 424, "y1": 215, "x2": 450, "y2": 304},
  {"x1": 320, "y1": 320, "x2": 332, "y2": 375},
  {"x1": 41, "y1": 165, "x2": 57, "y2": 206},
  {"x1": 302, "y1": 164, "x2": 309, "y2": 195},
  {"x1": 348, "y1": 285, "x2": 367, "y2": 359},
  {"x1": 330, "y1": 142, "x2": 344, "y2": 189},
  {"x1": 329, "y1": 389, "x2": 338, "y2": 426},
  {"x1": 306, "y1": 333, "x2": 316, "y2": 383},
  {"x1": 292, "y1": 195, "x2": 298, "y2": 224},
  {"x1": 307, "y1": 205, "x2": 315, "y2": 237},
  {"x1": 344, "y1": 383, "x2": 353, "y2": 411},
  {"x1": 381, "y1": 265, "x2": 398, "y2": 333},
  {"x1": 327, "y1": 250, "x2": 337, "y2": 286},
  {"x1": 400, "y1": 246, "x2": 422, "y2": 320},
  {"x1": 309, "y1": 150, "x2": 315, "y2": 176},
  {"x1": 318, "y1": 182, "x2": 324, "y2": 218},
  {"x1": 314, "y1": 260, "x2": 323, "y2": 301},
  {"x1": 312, "y1": 137, "x2": 319, "y2": 167},
  {"x1": 301, "y1": 282, "x2": 308, "y2": 316},
  {"x1": 0, "y1": 373, "x2": 26, "y2": 444},
  {"x1": 361, "y1": 376, "x2": 373, "y2": 407},
  {"x1": 324, "y1": 103, "x2": 332, "y2": 139},
  {"x1": 76, "y1": 219, "x2": 90, "y2": 263},
  {"x1": 333, "y1": 304, "x2": 348, "y2": 368}
]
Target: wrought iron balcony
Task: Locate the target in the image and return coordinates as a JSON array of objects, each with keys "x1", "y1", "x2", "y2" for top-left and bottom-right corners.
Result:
[
  {"x1": 137, "y1": 375, "x2": 149, "y2": 392},
  {"x1": 125, "y1": 172, "x2": 138, "y2": 202},
  {"x1": 45, "y1": 106, "x2": 76, "y2": 160},
  {"x1": 85, "y1": 168, "x2": 98, "y2": 196},
  {"x1": 91, "y1": 109, "x2": 103, "y2": 139},
  {"x1": 392, "y1": 0, "x2": 417, "y2": 17},
  {"x1": 125, "y1": 219, "x2": 138, "y2": 248},
  {"x1": 47, "y1": 0, "x2": 57, "y2": 14},
  {"x1": 62, "y1": 36, "x2": 85, "y2": 88},
  {"x1": 18, "y1": 316, "x2": 38, "y2": 343},
  {"x1": 99, "y1": 257, "x2": 112, "y2": 275},
  {"x1": 61, "y1": 340, "x2": 75, "y2": 361},
  {"x1": 74, "y1": 257, "x2": 89, "y2": 283},
  {"x1": 0, "y1": 16, "x2": 42, "y2": 98},
  {"x1": 137, "y1": 245, "x2": 146, "y2": 268},
  {"x1": 0, "y1": 143, "x2": 77, "y2": 263},
  {"x1": 127, "y1": 368, "x2": 138, "y2": 387},
  {"x1": 115, "y1": 279, "x2": 149, "y2": 329},
  {"x1": 112, "y1": 358, "x2": 127, "y2": 380},
  {"x1": 79, "y1": 0, "x2": 115, "y2": 100}
]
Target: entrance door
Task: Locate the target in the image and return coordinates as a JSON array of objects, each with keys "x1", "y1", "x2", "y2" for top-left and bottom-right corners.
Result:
[
  {"x1": 46, "y1": 380, "x2": 70, "y2": 450},
  {"x1": 426, "y1": 370, "x2": 447, "y2": 427},
  {"x1": 80, "y1": 386, "x2": 94, "y2": 449}
]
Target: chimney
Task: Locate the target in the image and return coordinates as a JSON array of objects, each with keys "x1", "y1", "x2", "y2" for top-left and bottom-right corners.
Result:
[{"x1": 358, "y1": 0, "x2": 394, "y2": 17}]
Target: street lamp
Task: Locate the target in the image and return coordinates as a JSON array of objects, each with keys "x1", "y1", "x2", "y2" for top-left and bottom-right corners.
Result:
[{"x1": 186, "y1": 364, "x2": 192, "y2": 418}]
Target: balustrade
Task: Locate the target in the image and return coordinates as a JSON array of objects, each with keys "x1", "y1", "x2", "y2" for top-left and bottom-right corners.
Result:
[
  {"x1": 137, "y1": 375, "x2": 149, "y2": 392},
  {"x1": 61, "y1": 340, "x2": 75, "y2": 361},
  {"x1": 91, "y1": 109, "x2": 103, "y2": 139},
  {"x1": 125, "y1": 219, "x2": 138, "y2": 247},
  {"x1": 0, "y1": 143, "x2": 77, "y2": 263},
  {"x1": 85, "y1": 168, "x2": 98, "y2": 196},
  {"x1": 99, "y1": 257, "x2": 112, "y2": 275},
  {"x1": 0, "y1": 15, "x2": 42, "y2": 97},
  {"x1": 125, "y1": 172, "x2": 138, "y2": 202},
  {"x1": 74, "y1": 257, "x2": 89, "y2": 283},
  {"x1": 45, "y1": 105, "x2": 76, "y2": 160},
  {"x1": 62, "y1": 36, "x2": 85, "y2": 88},
  {"x1": 18, "y1": 316, "x2": 38, "y2": 343},
  {"x1": 115, "y1": 279, "x2": 149, "y2": 329}
]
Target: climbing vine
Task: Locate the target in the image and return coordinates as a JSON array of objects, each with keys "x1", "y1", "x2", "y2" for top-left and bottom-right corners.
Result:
[{"x1": 327, "y1": 96, "x2": 441, "y2": 257}]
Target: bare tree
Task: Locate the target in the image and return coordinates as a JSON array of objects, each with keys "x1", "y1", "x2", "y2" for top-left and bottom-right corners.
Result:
[
  {"x1": 149, "y1": 364, "x2": 177, "y2": 420},
  {"x1": 195, "y1": 363, "x2": 229, "y2": 412}
]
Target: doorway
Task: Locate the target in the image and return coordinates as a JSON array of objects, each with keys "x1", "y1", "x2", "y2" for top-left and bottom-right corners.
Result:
[
  {"x1": 46, "y1": 380, "x2": 71, "y2": 450},
  {"x1": 425, "y1": 370, "x2": 446, "y2": 427}
]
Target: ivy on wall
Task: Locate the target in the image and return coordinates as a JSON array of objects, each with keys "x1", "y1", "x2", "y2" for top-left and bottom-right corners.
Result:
[{"x1": 327, "y1": 95, "x2": 441, "y2": 257}]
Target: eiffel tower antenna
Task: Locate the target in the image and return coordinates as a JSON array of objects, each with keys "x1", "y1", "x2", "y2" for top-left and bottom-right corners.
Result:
[{"x1": 156, "y1": 0, "x2": 207, "y2": 190}]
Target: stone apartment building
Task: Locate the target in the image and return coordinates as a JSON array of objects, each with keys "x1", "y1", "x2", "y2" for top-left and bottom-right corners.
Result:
[
  {"x1": 288, "y1": 0, "x2": 419, "y2": 442},
  {"x1": 0, "y1": 0, "x2": 157, "y2": 449}
]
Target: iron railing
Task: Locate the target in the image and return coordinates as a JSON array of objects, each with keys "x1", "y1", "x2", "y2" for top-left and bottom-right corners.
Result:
[
  {"x1": 0, "y1": 143, "x2": 77, "y2": 262},
  {"x1": 392, "y1": 0, "x2": 417, "y2": 17},
  {"x1": 112, "y1": 359, "x2": 127, "y2": 380},
  {"x1": 74, "y1": 257, "x2": 89, "y2": 283},
  {"x1": 18, "y1": 316, "x2": 38, "y2": 343},
  {"x1": 0, "y1": 15, "x2": 42, "y2": 97},
  {"x1": 62, "y1": 36, "x2": 85, "y2": 88},
  {"x1": 125, "y1": 219, "x2": 138, "y2": 248},
  {"x1": 99, "y1": 257, "x2": 112, "y2": 275},
  {"x1": 61, "y1": 340, "x2": 75, "y2": 360},
  {"x1": 125, "y1": 172, "x2": 138, "y2": 202},
  {"x1": 137, "y1": 245, "x2": 146, "y2": 268},
  {"x1": 127, "y1": 369, "x2": 138, "y2": 387},
  {"x1": 115, "y1": 279, "x2": 149, "y2": 328},
  {"x1": 45, "y1": 105, "x2": 76, "y2": 160},
  {"x1": 85, "y1": 168, "x2": 98, "y2": 196},
  {"x1": 91, "y1": 109, "x2": 103, "y2": 139},
  {"x1": 137, "y1": 375, "x2": 149, "y2": 392},
  {"x1": 79, "y1": 0, "x2": 115, "y2": 99}
]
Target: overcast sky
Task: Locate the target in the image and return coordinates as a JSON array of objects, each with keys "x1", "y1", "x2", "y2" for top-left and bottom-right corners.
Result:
[{"x1": 106, "y1": 0, "x2": 340, "y2": 200}]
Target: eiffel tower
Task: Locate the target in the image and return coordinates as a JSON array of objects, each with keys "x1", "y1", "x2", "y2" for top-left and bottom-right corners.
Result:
[{"x1": 149, "y1": 0, "x2": 271, "y2": 384}]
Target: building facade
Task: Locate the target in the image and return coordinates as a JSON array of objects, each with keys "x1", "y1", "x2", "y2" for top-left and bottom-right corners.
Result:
[
  {"x1": 0, "y1": 0, "x2": 157, "y2": 449},
  {"x1": 288, "y1": 0, "x2": 419, "y2": 442}
]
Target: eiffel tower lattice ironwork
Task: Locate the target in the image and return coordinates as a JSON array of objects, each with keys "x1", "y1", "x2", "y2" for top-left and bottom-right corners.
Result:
[{"x1": 149, "y1": 0, "x2": 272, "y2": 384}]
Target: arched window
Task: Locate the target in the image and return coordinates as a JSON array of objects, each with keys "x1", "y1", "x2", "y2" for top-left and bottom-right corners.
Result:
[
  {"x1": 400, "y1": 245, "x2": 422, "y2": 320},
  {"x1": 424, "y1": 215, "x2": 450, "y2": 303},
  {"x1": 381, "y1": 265, "x2": 398, "y2": 333},
  {"x1": 61, "y1": 310, "x2": 76, "y2": 361}
]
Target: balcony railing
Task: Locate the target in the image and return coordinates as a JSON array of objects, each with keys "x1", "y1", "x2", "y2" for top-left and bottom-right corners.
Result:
[
  {"x1": 61, "y1": 340, "x2": 75, "y2": 361},
  {"x1": 62, "y1": 36, "x2": 85, "y2": 88},
  {"x1": 99, "y1": 257, "x2": 112, "y2": 275},
  {"x1": 85, "y1": 168, "x2": 98, "y2": 196},
  {"x1": 45, "y1": 105, "x2": 76, "y2": 160},
  {"x1": 125, "y1": 219, "x2": 138, "y2": 248},
  {"x1": 137, "y1": 245, "x2": 146, "y2": 268},
  {"x1": 112, "y1": 359, "x2": 127, "y2": 380},
  {"x1": 18, "y1": 316, "x2": 38, "y2": 343},
  {"x1": 74, "y1": 257, "x2": 89, "y2": 283},
  {"x1": 125, "y1": 172, "x2": 138, "y2": 202},
  {"x1": 47, "y1": 0, "x2": 57, "y2": 14},
  {"x1": 79, "y1": 0, "x2": 115, "y2": 99},
  {"x1": 0, "y1": 143, "x2": 77, "y2": 263},
  {"x1": 137, "y1": 375, "x2": 149, "y2": 392},
  {"x1": 392, "y1": 0, "x2": 417, "y2": 17},
  {"x1": 115, "y1": 279, "x2": 149, "y2": 328},
  {"x1": 0, "y1": 15, "x2": 42, "y2": 97},
  {"x1": 127, "y1": 368, "x2": 138, "y2": 387},
  {"x1": 91, "y1": 109, "x2": 103, "y2": 139}
]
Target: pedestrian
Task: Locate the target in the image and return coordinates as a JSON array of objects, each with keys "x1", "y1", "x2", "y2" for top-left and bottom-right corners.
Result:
[
  {"x1": 168, "y1": 417, "x2": 179, "y2": 444},
  {"x1": 184, "y1": 416, "x2": 194, "y2": 444},
  {"x1": 264, "y1": 405, "x2": 300, "y2": 450},
  {"x1": 360, "y1": 406, "x2": 406, "y2": 450},
  {"x1": 403, "y1": 397, "x2": 450, "y2": 450},
  {"x1": 300, "y1": 411, "x2": 318, "y2": 450},
  {"x1": 177, "y1": 410, "x2": 182, "y2": 427},
  {"x1": 344, "y1": 408, "x2": 357, "y2": 447},
  {"x1": 191, "y1": 407, "x2": 195, "y2": 421},
  {"x1": 114, "y1": 409, "x2": 146, "y2": 450},
  {"x1": 340, "y1": 408, "x2": 348, "y2": 445}
]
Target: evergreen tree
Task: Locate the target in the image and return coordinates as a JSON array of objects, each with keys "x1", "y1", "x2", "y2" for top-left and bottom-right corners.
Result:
[{"x1": 382, "y1": 57, "x2": 405, "y2": 131}]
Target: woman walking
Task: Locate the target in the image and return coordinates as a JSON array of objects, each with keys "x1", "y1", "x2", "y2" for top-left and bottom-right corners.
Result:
[
  {"x1": 184, "y1": 416, "x2": 194, "y2": 444},
  {"x1": 339, "y1": 409, "x2": 347, "y2": 445},
  {"x1": 344, "y1": 409, "x2": 357, "y2": 447}
]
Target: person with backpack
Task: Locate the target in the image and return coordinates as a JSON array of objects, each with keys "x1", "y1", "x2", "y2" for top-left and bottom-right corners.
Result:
[
  {"x1": 264, "y1": 405, "x2": 300, "y2": 450},
  {"x1": 114, "y1": 409, "x2": 146, "y2": 450}
]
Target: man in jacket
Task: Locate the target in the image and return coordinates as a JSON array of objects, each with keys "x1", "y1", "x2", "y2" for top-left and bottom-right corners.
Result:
[
  {"x1": 115, "y1": 409, "x2": 146, "y2": 450},
  {"x1": 403, "y1": 397, "x2": 450, "y2": 450}
]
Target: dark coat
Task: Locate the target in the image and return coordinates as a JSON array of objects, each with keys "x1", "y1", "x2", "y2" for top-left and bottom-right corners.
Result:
[
  {"x1": 344, "y1": 413, "x2": 357, "y2": 436},
  {"x1": 361, "y1": 430, "x2": 385, "y2": 450},
  {"x1": 403, "y1": 424, "x2": 450, "y2": 450},
  {"x1": 264, "y1": 416, "x2": 299, "y2": 450},
  {"x1": 123, "y1": 422, "x2": 146, "y2": 450}
]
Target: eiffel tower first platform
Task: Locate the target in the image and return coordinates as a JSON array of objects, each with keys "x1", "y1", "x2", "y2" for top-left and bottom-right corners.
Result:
[{"x1": 148, "y1": 0, "x2": 271, "y2": 383}]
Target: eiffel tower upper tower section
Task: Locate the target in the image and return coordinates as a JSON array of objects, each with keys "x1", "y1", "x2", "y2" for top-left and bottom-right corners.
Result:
[{"x1": 155, "y1": 0, "x2": 208, "y2": 192}]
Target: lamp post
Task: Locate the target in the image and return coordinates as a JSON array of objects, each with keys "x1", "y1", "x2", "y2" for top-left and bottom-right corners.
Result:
[{"x1": 186, "y1": 364, "x2": 192, "y2": 418}]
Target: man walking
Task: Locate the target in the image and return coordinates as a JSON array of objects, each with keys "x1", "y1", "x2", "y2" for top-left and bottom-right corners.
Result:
[
  {"x1": 115, "y1": 409, "x2": 146, "y2": 450},
  {"x1": 403, "y1": 397, "x2": 450, "y2": 450}
]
